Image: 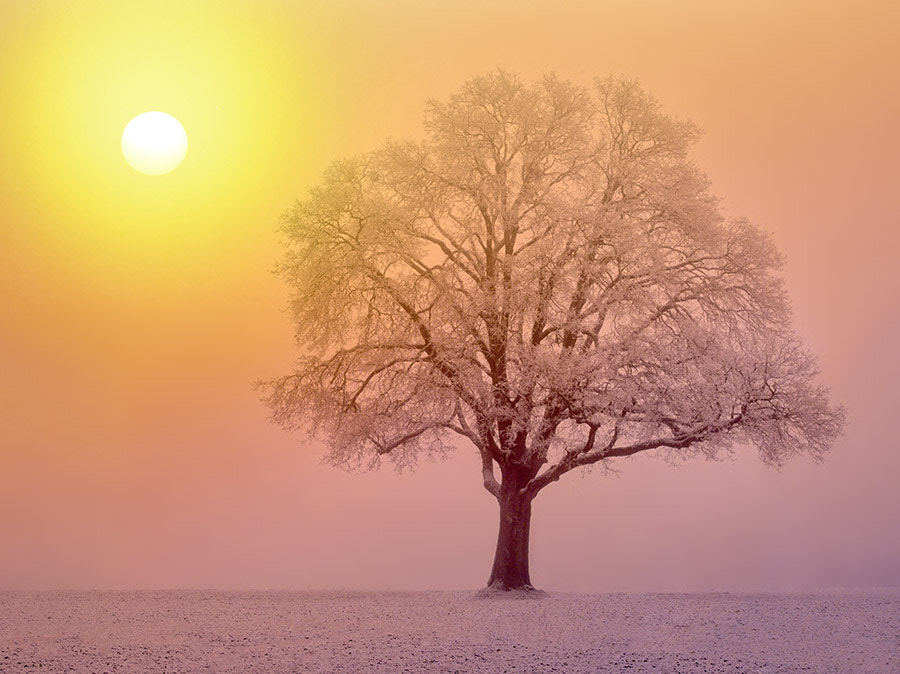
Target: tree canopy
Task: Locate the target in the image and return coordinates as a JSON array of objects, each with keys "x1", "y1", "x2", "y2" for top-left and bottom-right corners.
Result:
[{"x1": 265, "y1": 72, "x2": 842, "y2": 492}]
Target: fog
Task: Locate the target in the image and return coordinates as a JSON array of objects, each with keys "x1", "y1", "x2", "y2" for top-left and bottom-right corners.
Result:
[{"x1": 1, "y1": 0, "x2": 897, "y2": 591}]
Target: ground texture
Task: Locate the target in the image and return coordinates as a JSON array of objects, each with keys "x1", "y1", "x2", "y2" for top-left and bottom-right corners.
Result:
[{"x1": 0, "y1": 590, "x2": 897, "y2": 673}]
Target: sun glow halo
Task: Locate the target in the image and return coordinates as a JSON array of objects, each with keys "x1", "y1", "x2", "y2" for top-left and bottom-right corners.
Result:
[{"x1": 121, "y1": 111, "x2": 188, "y2": 176}]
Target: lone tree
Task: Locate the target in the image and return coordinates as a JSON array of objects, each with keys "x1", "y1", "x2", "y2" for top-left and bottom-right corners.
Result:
[{"x1": 263, "y1": 72, "x2": 844, "y2": 591}]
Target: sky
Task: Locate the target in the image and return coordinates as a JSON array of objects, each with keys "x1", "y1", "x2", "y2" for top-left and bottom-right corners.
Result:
[{"x1": 1, "y1": 0, "x2": 898, "y2": 592}]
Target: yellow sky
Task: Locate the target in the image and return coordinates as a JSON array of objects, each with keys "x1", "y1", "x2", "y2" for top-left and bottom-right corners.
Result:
[
  {"x1": 1, "y1": 1, "x2": 319, "y2": 291},
  {"x1": 1, "y1": 0, "x2": 898, "y2": 590}
]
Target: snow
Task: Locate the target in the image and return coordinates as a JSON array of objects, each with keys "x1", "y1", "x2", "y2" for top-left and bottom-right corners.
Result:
[{"x1": 1, "y1": 590, "x2": 897, "y2": 672}]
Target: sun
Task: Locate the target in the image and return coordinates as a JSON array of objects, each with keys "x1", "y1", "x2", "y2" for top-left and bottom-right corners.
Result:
[{"x1": 121, "y1": 112, "x2": 188, "y2": 176}]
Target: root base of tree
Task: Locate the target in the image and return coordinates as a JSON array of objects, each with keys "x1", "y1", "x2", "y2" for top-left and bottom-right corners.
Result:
[{"x1": 475, "y1": 584, "x2": 547, "y2": 599}]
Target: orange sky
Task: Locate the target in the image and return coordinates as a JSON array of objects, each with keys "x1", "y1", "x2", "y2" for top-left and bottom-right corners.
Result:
[{"x1": 1, "y1": 0, "x2": 898, "y2": 591}]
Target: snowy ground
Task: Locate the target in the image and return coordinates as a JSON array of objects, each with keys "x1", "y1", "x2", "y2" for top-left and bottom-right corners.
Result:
[{"x1": 0, "y1": 590, "x2": 897, "y2": 673}]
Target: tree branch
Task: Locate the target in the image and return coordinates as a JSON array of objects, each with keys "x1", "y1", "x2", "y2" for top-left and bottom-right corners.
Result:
[
  {"x1": 481, "y1": 451, "x2": 501, "y2": 499},
  {"x1": 373, "y1": 423, "x2": 442, "y2": 455},
  {"x1": 523, "y1": 423, "x2": 615, "y2": 495}
]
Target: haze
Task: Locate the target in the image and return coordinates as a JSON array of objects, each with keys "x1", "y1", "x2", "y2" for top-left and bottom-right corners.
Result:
[{"x1": 0, "y1": 0, "x2": 897, "y2": 592}]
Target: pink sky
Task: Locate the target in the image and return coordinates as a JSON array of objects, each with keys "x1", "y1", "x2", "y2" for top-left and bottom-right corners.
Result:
[{"x1": 0, "y1": 0, "x2": 898, "y2": 591}]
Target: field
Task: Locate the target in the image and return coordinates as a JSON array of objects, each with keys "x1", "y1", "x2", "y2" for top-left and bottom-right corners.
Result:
[{"x1": 1, "y1": 590, "x2": 897, "y2": 672}]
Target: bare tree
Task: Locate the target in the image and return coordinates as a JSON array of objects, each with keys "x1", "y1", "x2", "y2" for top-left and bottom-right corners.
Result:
[{"x1": 262, "y1": 71, "x2": 844, "y2": 591}]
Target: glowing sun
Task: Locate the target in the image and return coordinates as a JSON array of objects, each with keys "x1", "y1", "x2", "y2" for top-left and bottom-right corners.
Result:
[{"x1": 121, "y1": 112, "x2": 188, "y2": 175}]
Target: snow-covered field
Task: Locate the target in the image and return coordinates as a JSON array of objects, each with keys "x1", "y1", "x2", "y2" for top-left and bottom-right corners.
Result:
[{"x1": 1, "y1": 590, "x2": 897, "y2": 673}]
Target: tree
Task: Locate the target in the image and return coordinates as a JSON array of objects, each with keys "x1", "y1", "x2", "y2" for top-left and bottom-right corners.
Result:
[{"x1": 262, "y1": 71, "x2": 844, "y2": 591}]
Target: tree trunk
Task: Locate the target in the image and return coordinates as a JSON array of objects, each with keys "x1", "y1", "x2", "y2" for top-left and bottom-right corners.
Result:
[{"x1": 486, "y1": 481, "x2": 535, "y2": 590}]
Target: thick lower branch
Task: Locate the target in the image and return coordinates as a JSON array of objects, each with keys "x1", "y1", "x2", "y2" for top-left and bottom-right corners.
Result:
[
  {"x1": 524, "y1": 415, "x2": 743, "y2": 495},
  {"x1": 523, "y1": 423, "x2": 613, "y2": 495},
  {"x1": 481, "y1": 452, "x2": 501, "y2": 499}
]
